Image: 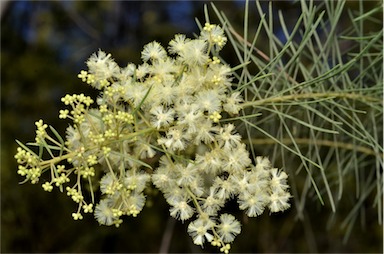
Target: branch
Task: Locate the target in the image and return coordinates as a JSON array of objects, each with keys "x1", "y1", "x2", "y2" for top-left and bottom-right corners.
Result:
[
  {"x1": 246, "y1": 137, "x2": 381, "y2": 157},
  {"x1": 242, "y1": 92, "x2": 381, "y2": 108}
]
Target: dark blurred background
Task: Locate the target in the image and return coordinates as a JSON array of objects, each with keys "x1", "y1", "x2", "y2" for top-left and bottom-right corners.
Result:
[{"x1": 1, "y1": 1, "x2": 382, "y2": 253}]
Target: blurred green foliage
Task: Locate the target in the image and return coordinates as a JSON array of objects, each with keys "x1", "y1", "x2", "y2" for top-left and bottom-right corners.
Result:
[{"x1": 1, "y1": 1, "x2": 382, "y2": 253}]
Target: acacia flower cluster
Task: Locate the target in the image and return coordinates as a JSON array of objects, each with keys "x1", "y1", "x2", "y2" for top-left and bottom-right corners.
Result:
[{"x1": 14, "y1": 23, "x2": 291, "y2": 252}]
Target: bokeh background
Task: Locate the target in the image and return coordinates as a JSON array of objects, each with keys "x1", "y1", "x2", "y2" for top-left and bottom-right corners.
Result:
[{"x1": 1, "y1": 1, "x2": 382, "y2": 253}]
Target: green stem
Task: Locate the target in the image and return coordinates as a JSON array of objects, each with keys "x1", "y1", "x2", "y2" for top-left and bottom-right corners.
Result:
[
  {"x1": 186, "y1": 187, "x2": 205, "y2": 215},
  {"x1": 242, "y1": 92, "x2": 381, "y2": 108},
  {"x1": 39, "y1": 151, "x2": 75, "y2": 166},
  {"x1": 245, "y1": 137, "x2": 381, "y2": 157}
]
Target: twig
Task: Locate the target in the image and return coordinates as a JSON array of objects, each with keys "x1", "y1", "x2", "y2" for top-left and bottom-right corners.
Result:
[
  {"x1": 242, "y1": 92, "x2": 381, "y2": 108},
  {"x1": 246, "y1": 137, "x2": 382, "y2": 157}
]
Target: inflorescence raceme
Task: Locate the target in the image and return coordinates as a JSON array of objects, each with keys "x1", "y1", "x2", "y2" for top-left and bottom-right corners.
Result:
[{"x1": 15, "y1": 23, "x2": 291, "y2": 253}]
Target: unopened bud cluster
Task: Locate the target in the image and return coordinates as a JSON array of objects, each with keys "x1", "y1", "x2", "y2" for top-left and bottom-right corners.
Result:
[{"x1": 15, "y1": 23, "x2": 290, "y2": 253}]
